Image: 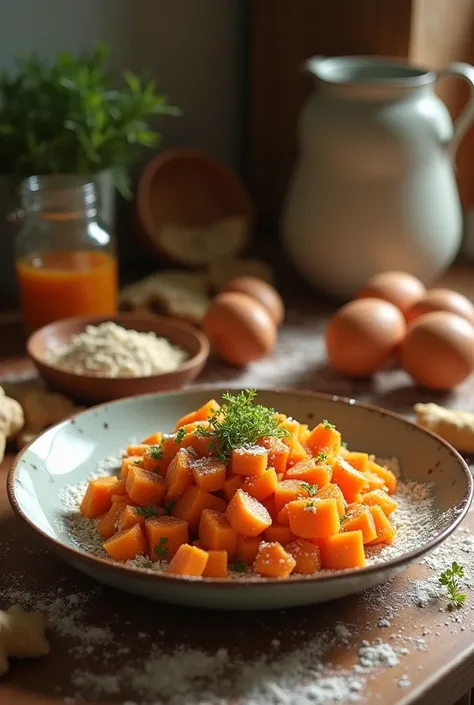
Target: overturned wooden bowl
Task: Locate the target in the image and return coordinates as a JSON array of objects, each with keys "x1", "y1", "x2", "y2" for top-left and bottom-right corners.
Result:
[{"x1": 27, "y1": 313, "x2": 210, "y2": 403}]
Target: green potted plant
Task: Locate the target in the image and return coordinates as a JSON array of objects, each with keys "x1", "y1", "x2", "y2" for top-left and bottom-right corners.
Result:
[{"x1": 0, "y1": 44, "x2": 179, "y2": 297}]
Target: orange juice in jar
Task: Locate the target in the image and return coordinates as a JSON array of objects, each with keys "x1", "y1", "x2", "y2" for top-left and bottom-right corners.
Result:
[{"x1": 15, "y1": 176, "x2": 118, "y2": 332}]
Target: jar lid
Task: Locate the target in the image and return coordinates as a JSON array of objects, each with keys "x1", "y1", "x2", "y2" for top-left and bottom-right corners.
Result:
[{"x1": 136, "y1": 147, "x2": 253, "y2": 266}]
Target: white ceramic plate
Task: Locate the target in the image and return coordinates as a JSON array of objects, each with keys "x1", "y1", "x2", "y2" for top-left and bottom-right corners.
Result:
[{"x1": 8, "y1": 388, "x2": 473, "y2": 611}]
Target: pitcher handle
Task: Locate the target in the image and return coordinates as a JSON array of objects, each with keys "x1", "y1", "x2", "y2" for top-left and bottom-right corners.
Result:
[{"x1": 437, "y1": 62, "x2": 474, "y2": 157}]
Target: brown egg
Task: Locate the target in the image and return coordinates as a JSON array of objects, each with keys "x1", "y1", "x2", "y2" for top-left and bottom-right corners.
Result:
[
  {"x1": 356, "y1": 271, "x2": 426, "y2": 314},
  {"x1": 203, "y1": 291, "x2": 276, "y2": 366},
  {"x1": 222, "y1": 276, "x2": 285, "y2": 326},
  {"x1": 325, "y1": 298, "x2": 406, "y2": 377},
  {"x1": 405, "y1": 288, "x2": 474, "y2": 325},
  {"x1": 400, "y1": 311, "x2": 474, "y2": 389}
]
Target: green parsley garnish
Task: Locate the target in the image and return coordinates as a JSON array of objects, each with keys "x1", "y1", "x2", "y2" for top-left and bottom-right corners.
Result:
[
  {"x1": 439, "y1": 562, "x2": 467, "y2": 608},
  {"x1": 316, "y1": 452, "x2": 328, "y2": 463},
  {"x1": 150, "y1": 444, "x2": 163, "y2": 460},
  {"x1": 341, "y1": 440, "x2": 348, "y2": 450},
  {"x1": 164, "y1": 499, "x2": 177, "y2": 516},
  {"x1": 322, "y1": 420, "x2": 335, "y2": 430},
  {"x1": 175, "y1": 427, "x2": 186, "y2": 443},
  {"x1": 142, "y1": 559, "x2": 153, "y2": 569},
  {"x1": 134, "y1": 505, "x2": 161, "y2": 518},
  {"x1": 301, "y1": 482, "x2": 319, "y2": 497},
  {"x1": 196, "y1": 389, "x2": 289, "y2": 461},
  {"x1": 306, "y1": 500, "x2": 316, "y2": 509},
  {"x1": 154, "y1": 537, "x2": 169, "y2": 558},
  {"x1": 231, "y1": 560, "x2": 248, "y2": 573},
  {"x1": 133, "y1": 459, "x2": 142, "y2": 466}
]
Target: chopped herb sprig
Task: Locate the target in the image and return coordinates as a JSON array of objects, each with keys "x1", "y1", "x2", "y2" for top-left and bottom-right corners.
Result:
[
  {"x1": 196, "y1": 389, "x2": 289, "y2": 461},
  {"x1": 231, "y1": 560, "x2": 248, "y2": 573},
  {"x1": 134, "y1": 505, "x2": 161, "y2": 518},
  {"x1": 150, "y1": 444, "x2": 163, "y2": 460},
  {"x1": 301, "y1": 482, "x2": 319, "y2": 497},
  {"x1": 439, "y1": 562, "x2": 467, "y2": 608},
  {"x1": 154, "y1": 537, "x2": 169, "y2": 559},
  {"x1": 175, "y1": 427, "x2": 186, "y2": 443}
]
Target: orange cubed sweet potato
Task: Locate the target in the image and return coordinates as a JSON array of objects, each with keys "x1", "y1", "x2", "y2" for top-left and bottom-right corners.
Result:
[
  {"x1": 226, "y1": 489, "x2": 272, "y2": 537},
  {"x1": 361, "y1": 489, "x2": 398, "y2": 517},
  {"x1": 141, "y1": 432, "x2": 163, "y2": 445},
  {"x1": 331, "y1": 456, "x2": 367, "y2": 503},
  {"x1": 305, "y1": 421, "x2": 342, "y2": 456},
  {"x1": 202, "y1": 549, "x2": 228, "y2": 578},
  {"x1": 142, "y1": 444, "x2": 167, "y2": 474},
  {"x1": 274, "y1": 414, "x2": 300, "y2": 434},
  {"x1": 316, "y1": 483, "x2": 346, "y2": 517},
  {"x1": 254, "y1": 541, "x2": 296, "y2": 579},
  {"x1": 276, "y1": 504, "x2": 290, "y2": 525},
  {"x1": 286, "y1": 539, "x2": 322, "y2": 575},
  {"x1": 117, "y1": 504, "x2": 152, "y2": 531},
  {"x1": 193, "y1": 539, "x2": 205, "y2": 548},
  {"x1": 366, "y1": 505, "x2": 397, "y2": 545},
  {"x1": 97, "y1": 501, "x2": 125, "y2": 539},
  {"x1": 112, "y1": 478, "x2": 128, "y2": 495},
  {"x1": 165, "y1": 447, "x2": 194, "y2": 499},
  {"x1": 80, "y1": 476, "x2": 119, "y2": 518},
  {"x1": 126, "y1": 443, "x2": 150, "y2": 457},
  {"x1": 103, "y1": 523, "x2": 147, "y2": 562},
  {"x1": 258, "y1": 436, "x2": 289, "y2": 474},
  {"x1": 341, "y1": 504, "x2": 377, "y2": 544},
  {"x1": 146, "y1": 515, "x2": 189, "y2": 561},
  {"x1": 261, "y1": 494, "x2": 278, "y2": 522},
  {"x1": 287, "y1": 498, "x2": 340, "y2": 539},
  {"x1": 242, "y1": 467, "x2": 278, "y2": 501},
  {"x1": 284, "y1": 435, "x2": 309, "y2": 467},
  {"x1": 174, "y1": 399, "x2": 220, "y2": 431},
  {"x1": 298, "y1": 424, "x2": 310, "y2": 444},
  {"x1": 190, "y1": 457, "x2": 226, "y2": 493},
  {"x1": 121, "y1": 456, "x2": 144, "y2": 478},
  {"x1": 125, "y1": 466, "x2": 166, "y2": 506},
  {"x1": 235, "y1": 535, "x2": 261, "y2": 564},
  {"x1": 368, "y1": 460, "x2": 397, "y2": 494},
  {"x1": 111, "y1": 493, "x2": 131, "y2": 504},
  {"x1": 182, "y1": 428, "x2": 214, "y2": 457},
  {"x1": 167, "y1": 543, "x2": 209, "y2": 577},
  {"x1": 274, "y1": 479, "x2": 308, "y2": 514},
  {"x1": 345, "y1": 451, "x2": 369, "y2": 473},
  {"x1": 223, "y1": 474, "x2": 243, "y2": 502},
  {"x1": 263, "y1": 523, "x2": 296, "y2": 545},
  {"x1": 319, "y1": 530, "x2": 365, "y2": 570},
  {"x1": 362, "y1": 471, "x2": 387, "y2": 493},
  {"x1": 199, "y1": 509, "x2": 237, "y2": 558},
  {"x1": 172, "y1": 486, "x2": 225, "y2": 532},
  {"x1": 231, "y1": 445, "x2": 268, "y2": 476},
  {"x1": 285, "y1": 459, "x2": 331, "y2": 488}
]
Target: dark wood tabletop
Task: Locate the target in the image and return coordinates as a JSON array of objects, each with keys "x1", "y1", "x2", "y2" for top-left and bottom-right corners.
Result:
[{"x1": 1, "y1": 264, "x2": 474, "y2": 705}]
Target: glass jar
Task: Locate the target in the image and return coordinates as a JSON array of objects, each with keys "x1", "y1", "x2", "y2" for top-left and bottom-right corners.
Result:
[{"x1": 15, "y1": 175, "x2": 118, "y2": 332}]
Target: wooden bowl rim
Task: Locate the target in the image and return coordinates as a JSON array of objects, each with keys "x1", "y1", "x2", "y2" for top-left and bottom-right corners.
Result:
[{"x1": 26, "y1": 312, "x2": 210, "y2": 382}]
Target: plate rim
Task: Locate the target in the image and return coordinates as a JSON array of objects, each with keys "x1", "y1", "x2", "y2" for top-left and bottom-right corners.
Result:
[{"x1": 7, "y1": 386, "x2": 474, "y2": 591}]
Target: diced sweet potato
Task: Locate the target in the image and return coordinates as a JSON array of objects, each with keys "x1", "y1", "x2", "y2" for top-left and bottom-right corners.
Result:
[
  {"x1": 167, "y1": 543, "x2": 209, "y2": 576},
  {"x1": 223, "y1": 474, "x2": 243, "y2": 502},
  {"x1": 190, "y1": 457, "x2": 226, "y2": 492},
  {"x1": 226, "y1": 489, "x2": 272, "y2": 537},
  {"x1": 331, "y1": 456, "x2": 367, "y2": 503},
  {"x1": 258, "y1": 436, "x2": 289, "y2": 474},
  {"x1": 165, "y1": 447, "x2": 194, "y2": 500},
  {"x1": 121, "y1": 456, "x2": 144, "y2": 478},
  {"x1": 362, "y1": 471, "x2": 387, "y2": 493},
  {"x1": 341, "y1": 504, "x2": 377, "y2": 544},
  {"x1": 103, "y1": 523, "x2": 147, "y2": 562},
  {"x1": 285, "y1": 459, "x2": 331, "y2": 488},
  {"x1": 172, "y1": 486, "x2": 225, "y2": 532},
  {"x1": 254, "y1": 541, "x2": 296, "y2": 578},
  {"x1": 125, "y1": 466, "x2": 166, "y2": 506},
  {"x1": 242, "y1": 467, "x2": 278, "y2": 501},
  {"x1": 203, "y1": 549, "x2": 228, "y2": 578},
  {"x1": 141, "y1": 432, "x2": 163, "y2": 445},
  {"x1": 235, "y1": 535, "x2": 261, "y2": 564},
  {"x1": 287, "y1": 498, "x2": 340, "y2": 539},
  {"x1": 146, "y1": 515, "x2": 189, "y2": 561},
  {"x1": 97, "y1": 501, "x2": 125, "y2": 539},
  {"x1": 117, "y1": 505, "x2": 150, "y2": 531},
  {"x1": 319, "y1": 530, "x2": 365, "y2": 570},
  {"x1": 199, "y1": 509, "x2": 237, "y2": 558},
  {"x1": 231, "y1": 445, "x2": 268, "y2": 476},
  {"x1": 366, "y1": 505, "x2": 396, "y2": 545},
  {"x1": 316, "y1": 483, "x2": 346, "y2": 517},
  {"x1": 345, "y1": 451, "x2": 369, "y2": 473},
  {"x1": 361, "y1": 489, "x2": 398, "y2": 516},
  {"x1": 284, "y1": 435, "x2": 309, "y2": 467},
  {"x1": 368, "y1": 460, "x2": 397, "y2": 494},
  {"x1": 174, "y1": 399, "x2": 220, "y2": 431},
  {"x1": 126, "y1": 443, "x2": 150, "y2": 457},
  {"x1": 80, "y1": 476, "x2": 119, "y2": 518},
  {"x1": 274, "y1": 479, "x2": 308, "y2": 514},
  {"x1": 305, "y1": 421, "x2": 342, "y2": 456},
  {"x1": 263, "y1": 524, "x2": 296, "y2": 545},
  {"x1": 286, "y1": 539, "x2": 322, "y2": 575},
  {"x1": 261, "y1": 494, "x2": 278, "y2": 522}
]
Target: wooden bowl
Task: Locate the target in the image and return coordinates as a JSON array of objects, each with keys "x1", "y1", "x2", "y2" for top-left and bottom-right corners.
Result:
[
  {"x1": 136, "y1": 147, "x2": 253, "y2": 265},
  {"x1": 26, "y1": 313, "x2": 210, "y2": 403}
]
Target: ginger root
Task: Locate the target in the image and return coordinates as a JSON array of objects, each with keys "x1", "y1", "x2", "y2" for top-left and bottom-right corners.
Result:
[
  {"x1": 0, "y1": 387, "x2": 24, "y2": 462},
  {"x1": 414, "y1": 402, "x2": 474, "y2": 453},
  {"x1": 0, "y1": 605, "x2": 49, "y2": 676},
  {"x1": 16, "y1": 390, "x2": 84, "y2": 448}
]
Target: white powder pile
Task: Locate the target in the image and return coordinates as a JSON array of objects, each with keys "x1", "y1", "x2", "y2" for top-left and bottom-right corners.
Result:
[{"x1": 46, "y1": 321, "x2": 188, "y2": 378}]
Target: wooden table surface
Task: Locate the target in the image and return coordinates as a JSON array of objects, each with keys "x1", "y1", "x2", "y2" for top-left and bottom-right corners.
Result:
[{"x1": 2, "y1": 265, "x2": 474, "y2": 704}]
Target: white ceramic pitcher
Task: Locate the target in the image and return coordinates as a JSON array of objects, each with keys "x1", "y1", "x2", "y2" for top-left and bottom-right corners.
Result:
[{"x1": 282, "y1": 56, "x2": 474, "y2": 298}]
